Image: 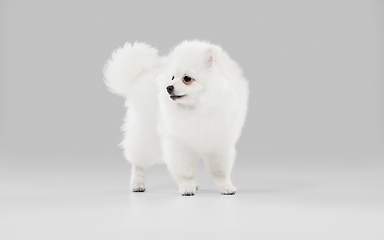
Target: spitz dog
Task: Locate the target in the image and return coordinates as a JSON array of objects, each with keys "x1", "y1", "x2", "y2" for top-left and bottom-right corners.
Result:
[{"x1": 103, "y1": 40, "x2": 248, "y2": 196}]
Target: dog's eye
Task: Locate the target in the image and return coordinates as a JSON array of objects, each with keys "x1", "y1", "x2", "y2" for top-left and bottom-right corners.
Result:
[
  {"x1": 183, "y1": 76, "x2": 191, "y2": 82},
  {"x1": 171, "y1": 76, "x2": 174, "y2": 80}
]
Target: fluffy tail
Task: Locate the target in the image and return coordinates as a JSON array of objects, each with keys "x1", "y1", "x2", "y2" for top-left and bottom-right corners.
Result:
[{"x1": 103, "y1": 42, "x2": 160, "y2": 97}]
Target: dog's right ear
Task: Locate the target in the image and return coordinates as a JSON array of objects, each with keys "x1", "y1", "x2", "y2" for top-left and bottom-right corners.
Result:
[{"x1": 205, "y1": 47, "x2": 218, "y2": 67}]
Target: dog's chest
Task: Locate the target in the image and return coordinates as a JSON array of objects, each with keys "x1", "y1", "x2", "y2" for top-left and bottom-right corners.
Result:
[{"x1": 168, "y1": 109, "x2": 232, "y2": 150}]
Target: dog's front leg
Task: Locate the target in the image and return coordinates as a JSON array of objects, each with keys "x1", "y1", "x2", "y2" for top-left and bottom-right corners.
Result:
[
  {"x1": 163, "y1": 139, "x2": 199, "y2": 196},
  {"x1": 204, "y1": 148, "x2": 237, "y2": 195}
]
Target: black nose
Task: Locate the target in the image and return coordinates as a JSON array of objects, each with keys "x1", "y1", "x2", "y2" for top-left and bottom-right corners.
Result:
[{"x1": 166, "y1": 85, "x2": 174, "y2": 94}]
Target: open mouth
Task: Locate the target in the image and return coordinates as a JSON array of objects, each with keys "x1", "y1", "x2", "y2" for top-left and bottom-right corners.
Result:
[{"x1": 170, "y1": 95, "x2": 185, "y2": 100}]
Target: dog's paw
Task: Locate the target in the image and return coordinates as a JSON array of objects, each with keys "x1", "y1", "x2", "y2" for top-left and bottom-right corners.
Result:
[
  {"x1": 180, "y1": 187, "x2": 196, "y2": 196},
  {"x1": 131, "y1": 183, "x2": 146, "y2": 192},
  {"x1": 220, "y1": 186, "x2": 237, "y2": 195}
]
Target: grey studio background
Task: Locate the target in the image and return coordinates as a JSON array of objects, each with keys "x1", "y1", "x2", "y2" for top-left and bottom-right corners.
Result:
[{"x1": 0, "y1": 1, "x2": 383, "y2": 239}]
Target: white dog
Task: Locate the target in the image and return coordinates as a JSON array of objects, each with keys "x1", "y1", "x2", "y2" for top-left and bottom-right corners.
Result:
[{"x1": 103, "y1": 40, "x2": 248, "y2": 196}]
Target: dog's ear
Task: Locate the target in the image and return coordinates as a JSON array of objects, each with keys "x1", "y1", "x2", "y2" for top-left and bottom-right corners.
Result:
[{"x1": 205, "y1": 47, "x2": 218, "y2": 67}]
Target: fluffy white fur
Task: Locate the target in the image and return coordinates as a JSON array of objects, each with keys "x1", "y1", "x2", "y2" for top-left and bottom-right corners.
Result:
[{"x1": 103, "y1": 40, "x2": 249, "y2": 196}]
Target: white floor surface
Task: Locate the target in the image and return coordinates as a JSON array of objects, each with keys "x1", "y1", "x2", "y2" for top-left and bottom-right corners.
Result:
[{"x1": 1, "y1": 155, "x2": 383, "y2": 240}]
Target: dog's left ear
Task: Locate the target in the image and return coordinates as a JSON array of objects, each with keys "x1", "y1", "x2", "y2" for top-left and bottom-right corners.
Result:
[{"x1": 205, "y1": 47, "x2": 218, "y2": 67}]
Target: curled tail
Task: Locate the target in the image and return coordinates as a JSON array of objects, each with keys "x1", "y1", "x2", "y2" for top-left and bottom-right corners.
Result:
[{"x1": 103, "y1": 42, "x2": 160, "y2": 97}]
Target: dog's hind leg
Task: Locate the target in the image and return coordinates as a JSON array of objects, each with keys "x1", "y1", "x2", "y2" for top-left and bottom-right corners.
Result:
[{"x1": 122, "y1": 132, "x2": 162, "y2": 193}]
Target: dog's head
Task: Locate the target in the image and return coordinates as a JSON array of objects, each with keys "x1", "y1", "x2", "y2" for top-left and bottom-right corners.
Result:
[{"x1": 159, "y1": 40, "x2": 223, "y2": 107}]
